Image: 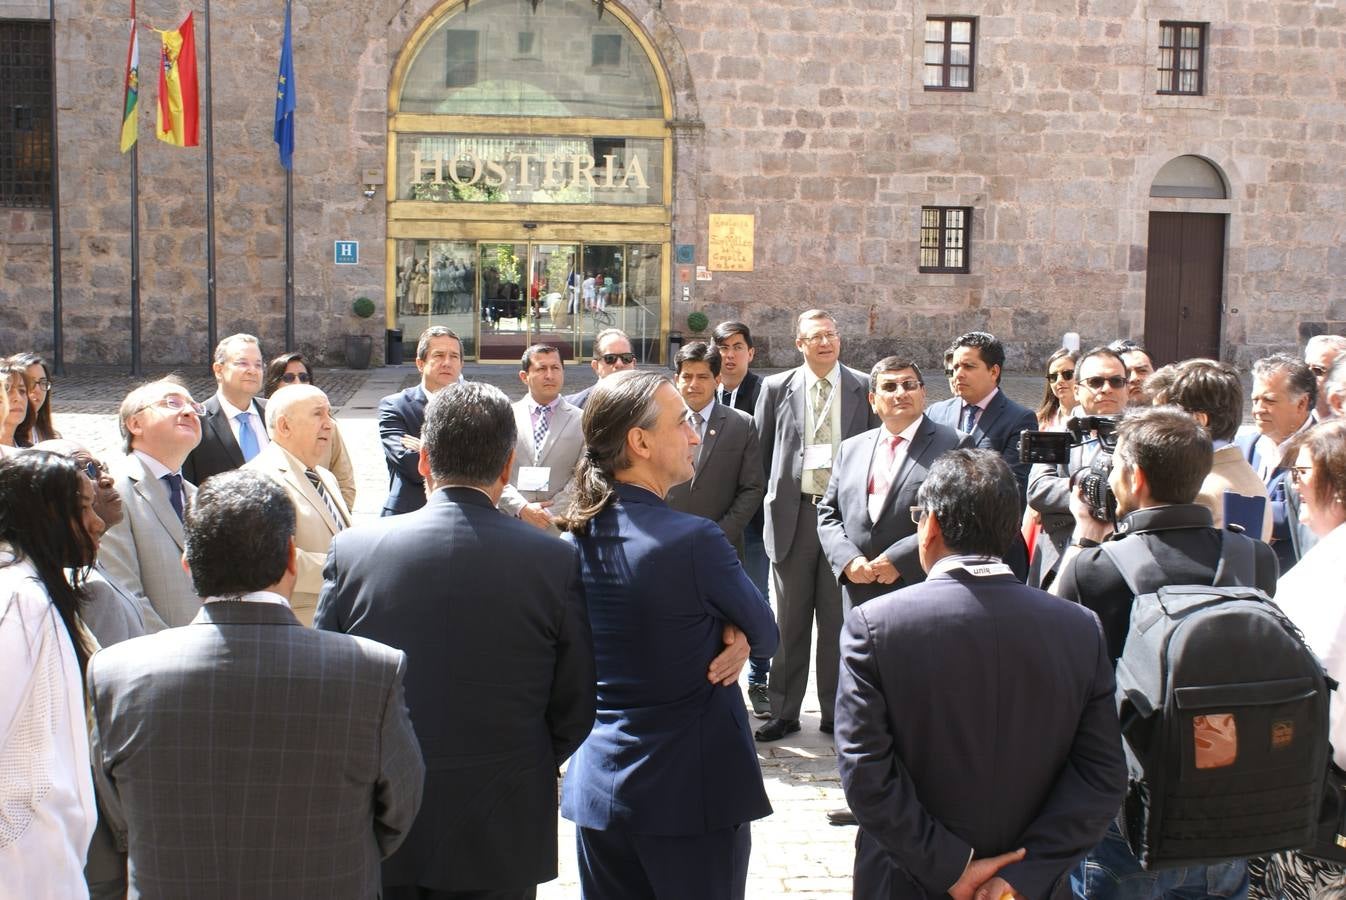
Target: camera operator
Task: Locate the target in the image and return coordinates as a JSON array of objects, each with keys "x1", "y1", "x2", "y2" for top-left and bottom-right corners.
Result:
[
  {"x1": 1053, "y1": 406, "x2": 1279, "y2": 898},
  {"x1": 1026, "y1": 346, "x2": 1129, "y2": 588}
]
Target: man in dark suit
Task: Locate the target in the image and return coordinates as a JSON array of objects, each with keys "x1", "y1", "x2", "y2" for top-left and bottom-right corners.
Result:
[
  {"x1": 666, "y1": 341, "x2": 765, "y2": 555},
  {"x1": 317, "y1": 381, "x2": 595, "y2": 900},
  {"x1": 927, "y1": 331, "x2": 1037, "y2": 500},
  {"x1": 1234, "y1": 354, "x2": 1317, "y2": 573},
  {"x1": 182, "y1": 333, "x2": 269, "y2": 487},
  {"x1": 713, "y1": 321, "x2": 771, "y2": 714},
  {"x1": 379, "y1": 326, "x2": 462, "y2": 516},
  {"x1": 564, "y1": 327, "x2": 637, "y2": 410},
  {"x1": 1054, "y1": 406, "x2": 1278, "y2": 897},
  {"x1": 87, "y1": 470, "x2": 424, "y2": 898},
  {"x1": 818, "y1": 355, "x2": 972, "y2": 611},
  {"x1": 836, "y1": 449, "x2": 1126, "y2": 900},
  {"x1": 754, "y1": 309, "x2": 879, "y2": 742}
]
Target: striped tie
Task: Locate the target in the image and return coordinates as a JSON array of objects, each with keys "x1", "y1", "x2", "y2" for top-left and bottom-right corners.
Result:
[
  {"x1": 305, "y1": 468, "x2": 345, "y2": 531},
  {"x1": 533, "y1": 404, "x2": 551, "y2": 463}
]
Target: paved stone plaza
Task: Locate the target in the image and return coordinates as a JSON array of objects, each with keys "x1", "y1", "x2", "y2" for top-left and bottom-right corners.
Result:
[{"x1": 51, "y1": 363, "x2": 1051, "y2": 898}]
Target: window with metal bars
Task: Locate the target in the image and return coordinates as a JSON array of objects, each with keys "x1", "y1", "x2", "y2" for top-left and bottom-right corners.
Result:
[
  {"x1": 923, "y1": 17, "x2": 975, "y2": 91},
  {"x1": 0, "y1": 19, "x2": 53, "y2": 209},
  {"x1": 919, "y1": 207, "x2": 971, "y2": 273},
  {"x1": 1157, "y1": 22, "x2": 1206, "y2": 95}
]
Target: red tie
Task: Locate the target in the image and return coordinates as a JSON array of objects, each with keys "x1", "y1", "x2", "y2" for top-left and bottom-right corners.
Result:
[{"x1": 869, "y1": 433, "x2": 903, "y2": 499}]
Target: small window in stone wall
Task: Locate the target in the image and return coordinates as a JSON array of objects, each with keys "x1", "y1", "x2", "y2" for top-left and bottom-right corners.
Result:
[
  {"x1": 0, "y1": 19, "x2": 53, "y2": 209},
  {"x1": 591, "y1": 34, "x2": 622, "y2": 67},
  {"x1": 919, "y1": 207, "x2": 971, "y2": 273},
  {"x1": 1157, "y1": 22, "x2": 1206, "y2": 95},
  {"x1": 923, "y1": 17, "x2": 975, "y2": 91}
]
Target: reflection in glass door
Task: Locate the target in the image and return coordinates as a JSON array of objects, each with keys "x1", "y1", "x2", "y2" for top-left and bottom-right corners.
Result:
[
  {"x1": 529, "y1": 244, "x2": 580, "y2": 361},
  {"x1": 477, "y1": 243, "x2": 528, "y2": 361}
]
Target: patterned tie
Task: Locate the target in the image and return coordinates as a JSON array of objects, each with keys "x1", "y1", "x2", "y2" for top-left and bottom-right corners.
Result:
[
  {"x1": 868, "y1": 434, "x2": 903, "y2": 521},
  {"x1": 806, "y1": 377, "x2": 833, "y2": 495},
  {"x1": 691, "y1": 410, "x2": 705, "y2": 466},
  {"x1": 305, "y1": 468, "x2": 345, "y2": 531},
  {"x1": 959, "y1": 404, "x2": 978, "y2": 434},
  {"x1": 162, "y1": 473, "x2": 185, "y2": 522},
  {"x1": 237, "y1": 411, "x2": 261, "y2": 462},
  {"x1": 533, "y1": 403, "x2": 551, "y2": 463}
]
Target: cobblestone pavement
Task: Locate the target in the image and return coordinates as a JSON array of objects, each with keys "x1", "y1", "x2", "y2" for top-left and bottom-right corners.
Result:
[{"x1": 48, "y1": 363, "x2": 1052, "y2": 898}]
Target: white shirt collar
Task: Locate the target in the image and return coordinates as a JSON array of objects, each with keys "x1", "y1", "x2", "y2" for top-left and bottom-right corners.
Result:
[
  {"x1": 205, "y1": 590, "x2": 291, "y2": 607},
  {"x1": 689, "y1": 397, "x2": 716, "y2": 418},
  {"x1": 966, "y1": 386, "x2": 1000, "y2": 412},
  {"x1": 216, "y1": 391, "x2": 257, "y2": 420},
  {"x1": 803, "y1": 362, "x2": 842, "y2": 391},
  {"x1": 884, "y1": 414, "x2": 924, "y2": 443},
  {"x1": 132, "y1": 449, "x2": 176, "y2": 480},
  {"x1": 929, "y1": 553, "x2": 1006, "y2": 577}
]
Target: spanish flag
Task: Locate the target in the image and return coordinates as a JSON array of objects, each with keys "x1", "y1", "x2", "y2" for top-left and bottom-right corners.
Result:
[
  {"x1": 155, "y1": 12, "x2": 199, "y2": 147},
  {"x1": 119, "y1": 2, "x2": 138, "y2": 152}
]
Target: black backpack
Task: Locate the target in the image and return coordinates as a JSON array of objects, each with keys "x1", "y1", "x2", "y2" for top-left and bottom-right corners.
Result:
[{"x1": 1101, "y1": 531, "x2": 1330, "y2": 869}]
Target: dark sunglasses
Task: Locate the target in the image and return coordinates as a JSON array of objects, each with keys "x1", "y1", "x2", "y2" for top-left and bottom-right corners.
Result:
[
  {"x1": 280, "y1": 372, "x2": 312, "y2": 384},
  {"x1": 1082, "y1": 375, "x2": 1128, "y2": 391},
  {"x1": 1047, "y1": 369, "x2": 1075, "y2": 383},
  {"x1": 80, "y1": 459, "x2": 105, "y2": 481},
  {"x1": 600, "y1": 352, "x2": 636, "y2": 365}
]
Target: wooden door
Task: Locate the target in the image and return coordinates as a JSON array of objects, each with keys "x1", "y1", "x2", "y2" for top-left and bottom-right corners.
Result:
[{"x1": 1144, "y1": 212, "x2": 1226, "y2": 362}]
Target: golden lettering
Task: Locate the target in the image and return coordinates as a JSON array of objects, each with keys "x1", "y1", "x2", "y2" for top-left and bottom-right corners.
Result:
[
  {"x1": 510, "y1": 152, "x2": 535, "y2": 188},
  {"x1": 570, "y1": 154, "x2": 598, "y2": 189},
  {"x1": 447, "y1": 150, "x2": 482, "y2": 187},
  {"x1": 600, "y1": 154, "x2": 618, "y2": 188},
  {"x1": 619, "y1": 153, "x2": 649, "y2": 191},
  {"x1": 542, "y1": 155, "x2": 566, "y2": 189},
  {"x1": 483, "y1": 158, "x2": 507, "y2": 188}
]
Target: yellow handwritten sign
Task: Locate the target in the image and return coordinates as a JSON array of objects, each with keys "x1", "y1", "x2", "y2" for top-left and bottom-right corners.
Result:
[{"x1": 708, "y1": 214, "x2": 755, "y2": 272}]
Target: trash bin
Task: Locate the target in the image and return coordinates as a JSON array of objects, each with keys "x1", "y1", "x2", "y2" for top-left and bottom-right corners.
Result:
[
  {"x1": 386, "y1": 329, "x2": 404, "y2": 366},
  {"x1": 667, "y1": 330, "x2": 683, "y2": 369}
]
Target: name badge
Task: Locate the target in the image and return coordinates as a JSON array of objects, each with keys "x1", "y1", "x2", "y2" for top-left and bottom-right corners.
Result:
[
  {"x1": 802, "y1": 443, "x2": 834, "y2": 470},
  {"x1": 518, "y1": 466, "x2": 551, "y2": 492},
  {"x1": 953, "y1": 562, "x2": 1015, "y2": 578}
]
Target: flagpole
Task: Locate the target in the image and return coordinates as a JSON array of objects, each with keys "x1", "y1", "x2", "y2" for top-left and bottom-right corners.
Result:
[
  {"x1": 130, "y1": 142, "x2": 142, "y2": 376},
  {"x1": 203, "y1": 0, "x2": 217, "y2": 357},
  {"x1": 47, "y1": 0, "x2": 64, "y2": 375},
  {"x1": 285, "y1": 167, "x2": 294, "y2": 350}
]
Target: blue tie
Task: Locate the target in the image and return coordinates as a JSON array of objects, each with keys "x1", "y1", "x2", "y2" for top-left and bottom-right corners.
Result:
[
  {"x1": 237, "y1": 411, "x2": 260, "y2": 462},
  {"x1": 162, "y1": 473, "x2": 185, "y2": 521},
  {"x1": 959, "y1": 404, "x2": 978, "y2": 434}
]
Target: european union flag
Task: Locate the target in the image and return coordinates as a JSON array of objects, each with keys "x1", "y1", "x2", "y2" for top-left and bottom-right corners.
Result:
[{"x1": 273, "y1": 0, "x2": 295, "y2": 169}]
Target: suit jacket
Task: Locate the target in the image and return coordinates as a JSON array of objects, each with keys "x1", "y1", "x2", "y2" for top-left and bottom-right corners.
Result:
[
  {"x1": 563, "y1": 384, "x2": 594, "y2": 410},
  {"x1": 561, "y1": 484, "x2": 777, "y2": 835},
  {"x1": 755, "y1": 364, "x2": 879, "y2": 562},
  {"x1": 927, "y1": 389, "x2": 1038, "y2": 500},
  {"x1": 244, "y1": 443, "x2": 353, "y2": 625},
  {"x1": 498, "y1": 397, "x2": 585, "y2": 523},
  {"x1": 1235, "y1": 430, "x2": 1300, "y2": 573},
  {"x1": 665, "y1": 402, "x2": 765, "y2": 548},
  {"x1": 817, "y1": 417, "x2": 972, "y2": 606},
  {"x1": 181, "y1": 394, "x2": 268, "y2": 488},
  {"x1": 315, "y1": 488, "x2": 595, "y2": 891},
  {"x1": 719, "y1": 369, "x2": 763, "y2": 415},
  {"x1": 836, "y1": 568, "x2": 1126, "y2": 899},
  {"x1": 379, "y1": 385, "x2": 429, "y2": 516},
  {"x1": 1055, "y1": 503, "x2": 1280, "y2": 663},
  {"x1": 82, "y1": 561, "x2": 147, "y2": 648},
  {"x1": 86, "y1": 600, "x2": 424, "y2": 900},
  {"x1": 1197, "y1": 444, "x2": 1273, "y2": 541},
  {"x1": 98, "y1": 452, "x2": 201, "y2": 633}
]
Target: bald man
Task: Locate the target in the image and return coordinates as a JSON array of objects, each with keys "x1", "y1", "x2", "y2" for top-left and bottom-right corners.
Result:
[{"x1": 244, "y1": 385, "x2": 353, "y2": 624}]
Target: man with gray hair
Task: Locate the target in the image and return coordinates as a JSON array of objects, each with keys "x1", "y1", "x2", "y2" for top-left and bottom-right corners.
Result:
[
  {"x1": 317, "y1": 381, "x2": 595, "y2": 899},
  {"x1": 244, "y1": 383, "x2": 352, "y2": 624},
  {"x1": 88, "y1": 470, "x2": 423, "y2": 897},
  {"x1": 183, "y1": 333, "x2": 269, "y2": 486},
  {"x1": 1325, "y1": 353, "x2": 1346, "y2": 420},
  {"x1": 1305, "y1": 334, "x2": 1346, "y2": 422},
  {"x1": 565, "y1": 327, "x2": 637, "y2": 409}
]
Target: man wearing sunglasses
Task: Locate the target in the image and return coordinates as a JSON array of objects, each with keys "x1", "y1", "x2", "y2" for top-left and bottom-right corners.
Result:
[
  {"x1": 99, "y1": 378, "x2": 205, "y2": 632},
  {"x1": 1304, "y1": 334, "x2": 1346, "y2": 424},
  {"x1": 1027, "y1": 346, "x2": 1129, "y2": 589},
  {"x1": 564, "y1": 328, "x2": 637, "y2": 410}
]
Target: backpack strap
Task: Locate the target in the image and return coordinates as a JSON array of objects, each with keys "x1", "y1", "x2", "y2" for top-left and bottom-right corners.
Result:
[
  {"x1": 1211, "y1": 530, "x2": 1256, "y2": 588},
  {"x1": 1098, "y1": 535, "x2": 1167, "y2": 599}
]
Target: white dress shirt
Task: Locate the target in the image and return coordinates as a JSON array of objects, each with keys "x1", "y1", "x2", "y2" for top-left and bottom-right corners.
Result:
[{"x1": 217, "y1": 393, "x2": 270, "y2": 454}]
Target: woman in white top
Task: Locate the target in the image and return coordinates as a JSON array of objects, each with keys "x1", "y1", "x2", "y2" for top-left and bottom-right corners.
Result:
[
  {"x1": 0, "y1": 451, "x2": 106, "y2": 898},
  {"x1": 1250, "y1": 418, "x2": 1346, "y2": 899}
]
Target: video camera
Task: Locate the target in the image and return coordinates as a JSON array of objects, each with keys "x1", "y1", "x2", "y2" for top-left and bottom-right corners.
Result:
[{"x1": 1018, "y1": 416, "x2": 1121, "y2": 522}]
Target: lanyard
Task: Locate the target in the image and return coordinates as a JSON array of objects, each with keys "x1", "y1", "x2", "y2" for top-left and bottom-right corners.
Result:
[{"x1": 938, "y1": 559, "x2": 1014, "y2": 578}]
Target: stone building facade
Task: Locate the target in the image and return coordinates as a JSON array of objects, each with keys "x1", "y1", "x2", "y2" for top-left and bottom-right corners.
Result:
[{"x1": 1, "y1": 0, "x2": 1342, "y2": 369}]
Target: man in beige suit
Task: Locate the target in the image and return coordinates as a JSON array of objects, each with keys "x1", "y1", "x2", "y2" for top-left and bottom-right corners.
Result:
[
  {"x1": 499, "y1": 343, "x2": 585, "y2": 531},
  {"x1": 245, "y1": 384, "x2": 352, "y2": 624},
  {"x1": 100, "y1": 378, "x2": 205, "y2": 632}
]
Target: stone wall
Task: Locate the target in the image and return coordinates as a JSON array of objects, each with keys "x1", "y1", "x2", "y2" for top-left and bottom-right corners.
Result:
[{"x1": 2, "y1": 0, "x2": 1342, "y2": 369}]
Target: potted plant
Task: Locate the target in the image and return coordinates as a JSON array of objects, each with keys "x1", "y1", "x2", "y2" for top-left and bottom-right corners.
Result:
[
  {"x1": 346, "y1": 296, "x2": 376, "y2": 369},
  {"x1": 686, "y1": 311, "x2": 709, "y2": 334}
]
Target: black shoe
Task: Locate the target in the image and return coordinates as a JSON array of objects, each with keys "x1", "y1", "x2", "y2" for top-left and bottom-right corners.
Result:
[
  {"x1": 827, "y1": 807, "x2": 858, "y2": 826},
  {"x1": 754, "y1": 718, "x2": 801, "y2": 742},
  {"x1": 819, "y1": 721, "x2": 834, "y2": 735},
  {"x1": 747, "y1": 684, "x2": 771, "y2": 719}
]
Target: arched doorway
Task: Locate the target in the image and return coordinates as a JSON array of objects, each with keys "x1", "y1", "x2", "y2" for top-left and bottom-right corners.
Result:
[
  {"x1": 386, "y1": 0, "x2": 673, "y2": 363},
  {"x1": 1143, "y1": 155, "x2": 1229, "y2": 362}
]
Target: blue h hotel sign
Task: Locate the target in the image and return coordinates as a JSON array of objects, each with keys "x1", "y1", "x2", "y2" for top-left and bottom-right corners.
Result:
[{"x1": 334, "y1": 241, "x2": 359, "y2": 265}]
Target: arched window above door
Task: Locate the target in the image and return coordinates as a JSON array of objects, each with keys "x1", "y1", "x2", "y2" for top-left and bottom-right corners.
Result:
[
  {"x1": 1150, "y1": 155, "x2": 1228, "y2": 199},
  {"x1": 397, "y1": 0, "x2": 664, "y2": 119}
]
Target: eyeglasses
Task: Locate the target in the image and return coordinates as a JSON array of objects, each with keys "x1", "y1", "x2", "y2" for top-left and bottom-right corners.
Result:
[
  {"x1": 32, "y1": 378, "x2": 52, "y2": 390},
  {"x1": 910, "y1": 506, "x2": 929, "y2": 526},
  {"x1": 1082, "y1": 375, "x2": 1128, "y2": 391},
  {"x1": 600, "y1": 352, "x2": 636, "y2": 365},
  {"x1": 79, "y1": 459, "x2": 105, "y2": 481},
  {"x1": 1290, "y1": 465, "x2": 1314, "y2": 486},
  {"x1": 1309, "y1": 365, "x2": 1328, "y2": 378},
  {"x1": 228, "y1": 360, "x2": 266, "y2": 371},
  {"x1": 279, "y1": 372, "x2": 312, "y2": 384},
  {"x1": 136, "y1": 395, "x2": 206, "y2": 416},
  {"x1": 1047, "y1": 369, "x2": 1075, "y2": 383},
  {"x1": 800, "y1": 331, "x2": 840, "y2": 345},
  {"x1": 878, "y1": 380, "x2": 924, "y2": 394}
]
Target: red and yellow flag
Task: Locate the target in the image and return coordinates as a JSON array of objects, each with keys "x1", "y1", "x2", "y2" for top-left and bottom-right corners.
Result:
[
  {"x1": 155, "y1": 12, "x2": 199, "y2": 147},
  {"x1": 119, "y1": 1, "x2": 139, "y2": 152}
]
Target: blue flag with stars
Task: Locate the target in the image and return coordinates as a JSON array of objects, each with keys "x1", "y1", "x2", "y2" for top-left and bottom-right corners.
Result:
[{"x1": 273, "y1": 0, "x2": 295, "y2": 169}]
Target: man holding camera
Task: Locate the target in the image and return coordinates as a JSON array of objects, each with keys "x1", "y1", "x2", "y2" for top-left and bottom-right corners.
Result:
[
  {"x1": 1026, "y1": 347, "x2": 1130, "y2": 588},
  {"x1": 1053, "y1": 407, "x2": 1278, "y2": 899}
]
